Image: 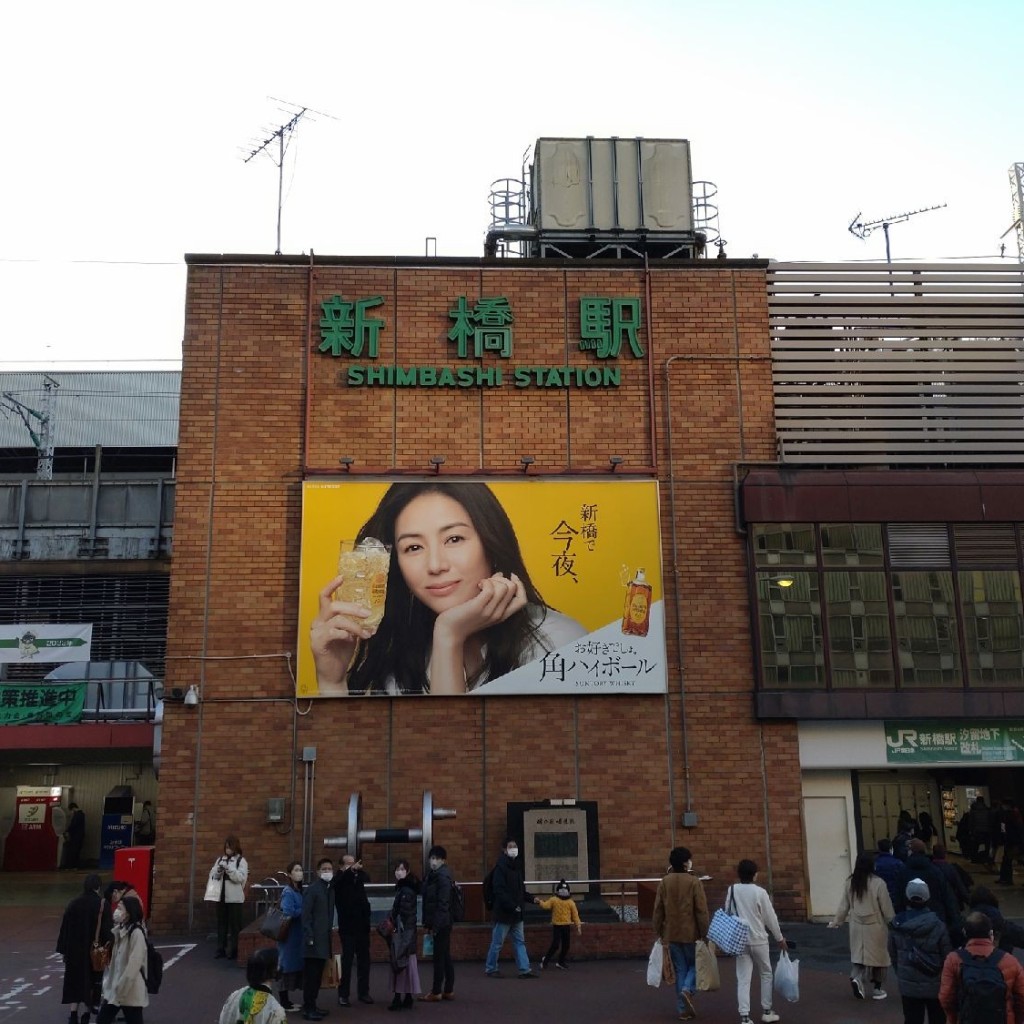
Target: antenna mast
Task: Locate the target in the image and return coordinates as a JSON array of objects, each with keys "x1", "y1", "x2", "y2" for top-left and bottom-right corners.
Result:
[
  {"x1": 848, "y1": 203, "x2": 947, "y2": 262},
  {"x1": 243, "y1": 99, "x2": 338, "y2": 256},
  {"x1": 1000, "y1": 162, "x2": 1024, "y2": 263},
  {"x1": 1, "y1": 375, "x2": 59, "y2": 480}
]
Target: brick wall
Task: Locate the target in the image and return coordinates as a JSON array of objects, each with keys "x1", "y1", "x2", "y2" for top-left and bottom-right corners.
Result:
[{"x1": 156, "y1": 257, "x2": 807, "y2": 933}]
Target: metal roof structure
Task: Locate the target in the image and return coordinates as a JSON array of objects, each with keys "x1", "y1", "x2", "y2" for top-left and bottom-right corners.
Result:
[{"x1": 0, "y1": 371, "x2": 180, "y2": 448}]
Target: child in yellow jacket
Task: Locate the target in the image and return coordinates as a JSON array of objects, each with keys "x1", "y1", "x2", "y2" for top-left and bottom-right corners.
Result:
[{"x1": 537, "y1": 881, "x2": 583, "y2": 969}]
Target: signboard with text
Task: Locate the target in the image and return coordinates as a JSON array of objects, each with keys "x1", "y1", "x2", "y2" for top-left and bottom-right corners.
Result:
[
  {"x1": 885, "y1": 721, "x2": 1024, "y2": 764},
  {"x1": 0, "y1": 624, "x2": 92, "y2": 663},
  {"x1": 296, "y1": 480, "x2": 666, "y2": 697}
]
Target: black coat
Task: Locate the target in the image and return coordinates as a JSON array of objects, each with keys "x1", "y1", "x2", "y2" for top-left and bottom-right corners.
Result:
[
  {"x1": 422, "y1": 864, "x2": 453, "y2": 931},
  {"x1": 888, "y1": 907, "x2": 951, "y2": 1000},
  {"x1": 491, "y1": 854, "x2": 531, "y2": 925},
  {"x1": 301, "y1": 878, "x2": 335, "y2": 960},
  {"x1": 389, "y1": 876, "x2": 419, "y2": 971},
  {"x1": 333, "y1": 866, "x2": 371, "y2": 935},
  {"x1": 895, "y1": 854, "x2": 960, "y2": 932},
  {"x1": 56, "y1": 890, "x2": 102, "y2": 1005}
]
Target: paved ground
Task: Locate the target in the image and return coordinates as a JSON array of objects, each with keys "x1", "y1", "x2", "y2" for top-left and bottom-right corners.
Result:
[{"x1": 5, "y1": 865, "x2": 1024, "y2": 1024}]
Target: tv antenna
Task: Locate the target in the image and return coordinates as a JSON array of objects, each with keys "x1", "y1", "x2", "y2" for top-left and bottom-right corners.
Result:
[
  {"x1": 848, "y1": 203, "x2": 947, "y2": 263},
  {"x1": 244, "y1": 98, "x2": 338, "y2": 255},
  {"x1": 1, "y1": 375, "x2": 59, "y2": 479}
]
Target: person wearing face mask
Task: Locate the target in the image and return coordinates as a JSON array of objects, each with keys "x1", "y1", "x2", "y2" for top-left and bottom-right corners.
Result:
[
  {"x1": 300, "y1": 858, "x2": 335, "y2": 1021},
  {"x1": 420, "y1": 846, "x2": 456, "y2": 1001},
  {"x1": 536, "y1": 880, "x2": 583, "y2": 971},
  {"x1": 96, "y1": 895, "x2": 147, "y2": 1024},
  {"x1": 207, "y1": 836, "x2": 249, "y2": 961},
  {"x1": 653, "y1": 847, "x2": 709, "y2": 1022},
  {"x1": 277, "y1": 862, "x2": 306, "y2": 1012},
  {"x1": 484, "y1": 837, "x2": 538, "y2": 979},
  {"x1": 387, "y1": 860, "x2": 421, "y2": 1010},
  {"x1": 334, "y1": 854, "x2": 373, "y2": 1007}
]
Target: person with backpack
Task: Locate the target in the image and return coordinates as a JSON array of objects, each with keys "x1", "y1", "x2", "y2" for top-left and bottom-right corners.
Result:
[
  {"x1": 484, "y1": 836, "x2": 539, "y2": 979},
  {"x1": 420, "y1": 845, "x2": 456, "y2": 1002},
  {"x1": 888, "y1": 878, "x2": 951, "y2": 1024},
  {"x1": 96, "y1": 895, "x2": 148, "y2": 1024},
  {"x1": 939, "y1": 911, "x2": 1024, "y2": 1024}
]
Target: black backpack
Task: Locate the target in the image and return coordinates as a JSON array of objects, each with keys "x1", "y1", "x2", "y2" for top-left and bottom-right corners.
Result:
[
  {"x1": 450, "y1": 881, "x2": 466, "y2": 923},
  {"x1": 482, "y1": 868, "x2": 495, "y2": 910},
  {"x1": 143, "y1": 934, "x2": 164, "y2": 994},
  {"x1": 957, "y1": 949, "x2": 1006, "y2": 1024}
]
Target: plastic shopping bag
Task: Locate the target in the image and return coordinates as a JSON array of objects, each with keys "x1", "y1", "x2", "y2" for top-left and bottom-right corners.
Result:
[
  {"x1": 696, "y1": 939, "x2": 721, "y2": 992},
  {"x1": 773, "y1": 950, "x2": 799, "y2": 1003},
  {"x1": 646, "y1": 941, "x2": 664, "y2": 988}
]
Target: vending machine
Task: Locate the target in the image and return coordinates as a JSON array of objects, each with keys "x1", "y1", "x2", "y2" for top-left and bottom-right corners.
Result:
[{"x1": 2, "y1": 785, "x2": 63, "y2": 871}]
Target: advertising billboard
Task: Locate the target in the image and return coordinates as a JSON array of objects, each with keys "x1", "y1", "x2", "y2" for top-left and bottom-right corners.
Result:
[{"x1": 296, "y1": 480, "x2": 666, "y2": 697}]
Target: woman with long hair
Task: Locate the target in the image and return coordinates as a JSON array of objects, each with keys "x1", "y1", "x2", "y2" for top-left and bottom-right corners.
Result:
[
  {"x1": 277, "y1": 861, "x2": 305, "y2": 1011},
  {"x1": 96, "y1": 896, "x2": 148, "y2": 1024},
  {"x1": 207, "y1": 835, "x2": 249, "y2": 960},
  {"x1": 829, "y1": 851, "x2": 895, "y2": 1000},
  {"x1": 387, "y1": 859, "x2": 422, "y2": 1010},
  {"x1": 311, "y1": 482, "x2": 585, "y2": 695}
]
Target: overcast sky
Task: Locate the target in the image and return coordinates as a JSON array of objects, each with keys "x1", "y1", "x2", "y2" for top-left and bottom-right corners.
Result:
[{"x1": 2, "y1": 0, "x2": 1020, "y2": 370}]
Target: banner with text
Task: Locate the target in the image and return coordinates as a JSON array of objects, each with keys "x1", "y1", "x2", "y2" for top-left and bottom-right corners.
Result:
[
  {"x1": 0, "y1": 683, "x2": 87, "y2": 725},
  {"x1": 0, "y1": 624, "x2": 93, "y2": 664},
  {"x1": 296, "y1": 480, "x2": 667, "y2": 697}
]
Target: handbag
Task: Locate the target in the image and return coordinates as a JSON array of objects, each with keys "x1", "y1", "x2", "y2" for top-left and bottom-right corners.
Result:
[
  {"x1": 661, "y1": 945, "x2": 676, "y2": 985},
  {"x1": 204, "y1": 875, "x2": 222, "y2": 902},
  {"x1": 706, "y1": 888, "x2": 750, "y2": 956},
  {"x1": 696, "y1": 939, "x2": 721, "y2": 991},
  {"x1": 646, "y1": 940, "x2": 664, "y2": 988},
  {"x1": 773, "y1": 949, "x2": 800, "y2": 1002},
  {"x1": 259, "y1": 904, "x2": 291, "y2": 942},
  {"x1": 90, "y1": 899, "x2": 112, "y2": 973},
  {"x1": 376, "y1": 914, "x2": 395, "y2": 940}
]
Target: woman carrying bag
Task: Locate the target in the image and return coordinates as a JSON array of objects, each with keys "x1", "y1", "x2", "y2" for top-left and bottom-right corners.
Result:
[
  {"x1": 386, "y1": 859, "x2": 421, "y2": 1010},
  {"x1": 96, "y1": 896, "x2": 148, "y2": 1024},
  {"x1": 277, "y1": 862, "x2": 305, "y2": 1011},
  {"x1": 207, "y1": 835, "x2": 249, "y2": 960}
]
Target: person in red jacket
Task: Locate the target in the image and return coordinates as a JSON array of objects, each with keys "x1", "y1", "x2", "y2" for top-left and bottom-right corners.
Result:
[{"x1": 939, "y1": 911, "x2": 1024, "y2": 1024}]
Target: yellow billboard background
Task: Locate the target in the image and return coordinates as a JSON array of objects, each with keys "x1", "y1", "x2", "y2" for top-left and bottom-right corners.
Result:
[{"x1": 296, "y1": 479, "x2": 665, "y2": 696}]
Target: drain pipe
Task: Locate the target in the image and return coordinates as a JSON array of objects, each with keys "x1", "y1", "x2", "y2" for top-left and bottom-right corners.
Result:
[{"x1": 484, "y1": 225, "x2": 539, "y2": 257}]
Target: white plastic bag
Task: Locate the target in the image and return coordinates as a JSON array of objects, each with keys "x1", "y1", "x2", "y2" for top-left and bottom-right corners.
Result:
[
  {"x1": 773, "y1": 950, "x2": 799, "y2": 1003},
  {"x1": 646, "y1": 941, "x2": 664, "y2": 988}
]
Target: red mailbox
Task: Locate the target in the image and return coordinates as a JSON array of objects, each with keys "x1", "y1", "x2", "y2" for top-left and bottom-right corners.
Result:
[{"x1": 113, "y1": 845, "x2": 155, "y2": 917}]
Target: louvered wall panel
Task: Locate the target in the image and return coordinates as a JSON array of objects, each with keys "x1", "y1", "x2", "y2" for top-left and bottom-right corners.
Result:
[{"x1": 768, "y1": 263, "x2": 1024, "y2": 465}]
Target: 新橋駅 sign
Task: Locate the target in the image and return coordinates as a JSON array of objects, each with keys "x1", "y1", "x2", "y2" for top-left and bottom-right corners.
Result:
[
  {"x1": 318, "y1": 293, "x2": 646, "y2": 390},
  {"x1": 885, "y1": 721, "x2": 1024, "y2": 763}
]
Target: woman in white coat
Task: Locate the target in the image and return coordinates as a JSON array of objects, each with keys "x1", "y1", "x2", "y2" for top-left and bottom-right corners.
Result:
[
  {"x1": 97, "y1": 895, "x2": 148, "y2": 1024},
  {"x1": 207, "y1": 835, "x2": 249, "y2": 960},
  {"x1": 828, "y1": 851, "x2": 896, "y2": 1000}
]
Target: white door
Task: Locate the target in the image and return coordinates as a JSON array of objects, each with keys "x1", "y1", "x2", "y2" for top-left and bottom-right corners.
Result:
[{"x1": 804, "y1": 795, "x2": 851, "y2": 918}]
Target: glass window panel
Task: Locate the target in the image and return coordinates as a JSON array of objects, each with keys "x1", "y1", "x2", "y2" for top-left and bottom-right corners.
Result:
[
  {"x1": 826, "y1": 571, "x2": 894, "y2": 688},
  {"x1": 958, "y1": 570, "x2": 1024, "y2": 687},
  {"x1": 756, "y1": 571, "x2": 824, "y2": 688},
  {"x1": 821, "y1": 524, "x2": 884, "y2": 568},
  {"x1": 752, "y1": 524, "x2": 817, "y2": 568},
  {"x1": 892, "y1": 571, "x2": 961, "y2": 687}
]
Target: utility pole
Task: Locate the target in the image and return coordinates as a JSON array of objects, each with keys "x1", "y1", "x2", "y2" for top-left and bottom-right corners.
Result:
[
  {"x1": 243, "y1": 98, "x2": 338, "y2": 255},
  {"x1": 1, "y1": 375, "x2": 59, "y2": 479},
  {"x1": 848, "y1": 204, "x2": 947, "y2": 262}
]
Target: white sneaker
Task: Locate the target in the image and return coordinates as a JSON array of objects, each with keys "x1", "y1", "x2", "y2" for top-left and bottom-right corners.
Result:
[
  {"x1": 740, "y1": 1018, "x2": 754, "y2": 1024},
  {"x1": 850, "y1": 977, "x2": 865, "y2": 999},
  {"x1": 872, "y1": 989, "x2": 888, "y2": 1001},
  {"x1": 762, "y1": 1012, "x2": 781, "y2": 1023}
]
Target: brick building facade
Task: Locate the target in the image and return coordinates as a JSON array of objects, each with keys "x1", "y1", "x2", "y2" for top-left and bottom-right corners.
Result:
[{"x1": 155, "y1": 254, "x2": 805, "y2": 932}]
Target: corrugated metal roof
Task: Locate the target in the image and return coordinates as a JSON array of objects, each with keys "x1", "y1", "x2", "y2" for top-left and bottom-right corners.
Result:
[{"x1": 0, "y1": 371, "x2": 179, "y2": 448}]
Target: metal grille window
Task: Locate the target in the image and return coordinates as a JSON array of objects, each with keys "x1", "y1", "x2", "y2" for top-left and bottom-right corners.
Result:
[
  {"x1": 887, "y1": 524, "x2": 951, "y2": 568},
  {"x1": 0, "y1": 573, "x2": 168, "y2": 682}
]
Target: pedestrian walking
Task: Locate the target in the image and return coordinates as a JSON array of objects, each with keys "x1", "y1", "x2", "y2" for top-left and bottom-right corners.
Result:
[
  {"x1": 96, "y1": 895, "x2": 148, "y2": 1024},
  {"x1": 536, "y1": 880, "x2": 582, "y2": 970},
  {"x1": 888, "y1": 878, "x2": 951, "y2": 1024},
  {"x1": 484, "y1": 837, "x2": 538, "y2": 979},
  {"x1": 56, "y1": 873, "x2": 103, "y2": 1024},
  {"x1": 653, "y1": 846, "x2": 709, "y2": 1021},
  {"x1": 829, "y1": 851, "x2": 895, "y2": 1001},
  {"x1": 729, "y1": 859, "x2": 788, "y2": 1024}
]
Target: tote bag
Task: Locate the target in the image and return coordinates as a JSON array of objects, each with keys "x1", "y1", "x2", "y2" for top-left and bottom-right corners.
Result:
[{"x1": 706, "y1": 887, "x2": 750, "y2": 956}]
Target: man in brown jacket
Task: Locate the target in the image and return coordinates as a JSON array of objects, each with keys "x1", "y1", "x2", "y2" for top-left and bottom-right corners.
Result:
[
  {"x1": 939, "y1": 911, "x2": 1024, "y2": 1024},
  {"x1": 653, "y1": 846, "x2": 710, "y2": 1021}
]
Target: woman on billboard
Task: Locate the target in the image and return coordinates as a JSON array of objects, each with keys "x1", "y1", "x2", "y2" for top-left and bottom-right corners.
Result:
[{"x1": 309, "y1": 482, "x2": 585, "y2": 695}]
